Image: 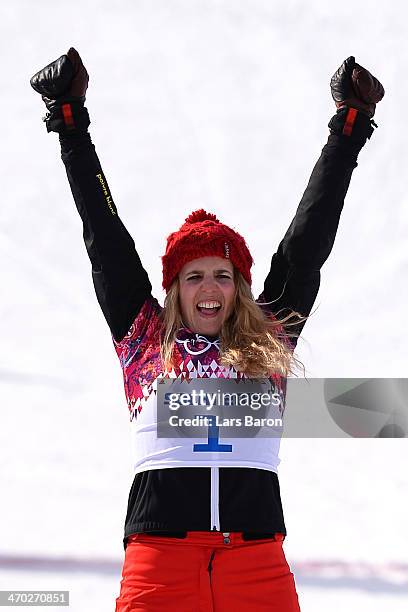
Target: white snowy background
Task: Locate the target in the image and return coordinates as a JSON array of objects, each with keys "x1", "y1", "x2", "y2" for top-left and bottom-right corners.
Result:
[{"x1": 1, "y1": 0, "x2": 407, "y2": 610}]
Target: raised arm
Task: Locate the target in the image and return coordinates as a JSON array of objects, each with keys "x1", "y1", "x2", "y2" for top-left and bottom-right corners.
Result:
[
  {"x1": 30, "y1": 48, "x2": 152, "y2": 343},
  {"x1": 259, "y1": 57, "x2": 384, "y2": 346}
]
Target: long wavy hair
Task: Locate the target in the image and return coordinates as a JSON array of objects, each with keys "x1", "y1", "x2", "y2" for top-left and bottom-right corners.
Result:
[{"x1": 159, "y1": 269, "x2": 307, "y2": 378}]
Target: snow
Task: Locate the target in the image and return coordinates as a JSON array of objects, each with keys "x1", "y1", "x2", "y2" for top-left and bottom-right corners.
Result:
[{"x1": 1, "y1": 0, "x2": 407, "y2": 609}]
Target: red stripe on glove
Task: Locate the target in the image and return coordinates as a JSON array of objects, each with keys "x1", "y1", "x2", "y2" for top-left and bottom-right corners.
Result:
[
  {"x1": 62, "y1": 103, "x2": 75, "y2": 129},
  {"x1": 342, "y1": 107, "x2": 358, "y2": 136}
]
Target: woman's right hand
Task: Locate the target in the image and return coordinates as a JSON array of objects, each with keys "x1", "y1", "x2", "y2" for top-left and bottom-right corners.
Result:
[
  {"x1": 30, "y1": 47, "x2": 90, "y2": 133},
  {"x1": 30, "y1": 47, "x2": 89, "y2": 108}
]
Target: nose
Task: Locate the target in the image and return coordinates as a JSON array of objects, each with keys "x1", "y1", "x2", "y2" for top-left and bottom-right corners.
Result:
[{"x1": 200, "y1": 276, "x2": 217, "y2": 291}]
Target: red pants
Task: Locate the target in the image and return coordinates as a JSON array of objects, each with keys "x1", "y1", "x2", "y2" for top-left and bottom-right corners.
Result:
[{"x1": 115, "y1": 531, "x2": 301, "y2": 611}]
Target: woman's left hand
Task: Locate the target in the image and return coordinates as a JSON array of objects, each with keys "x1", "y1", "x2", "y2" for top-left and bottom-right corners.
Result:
[{"x1": 330, "y1": 56, "x2": 384, "y2": 118}]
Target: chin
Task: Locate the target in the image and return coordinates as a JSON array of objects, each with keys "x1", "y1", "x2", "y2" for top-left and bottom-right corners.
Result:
[
  {"x1": 188, "y1": 310, "x2": 230, "y2": 336},
  {"x1": 196, "y1": 320, "x2": 222, "y2": 337}
]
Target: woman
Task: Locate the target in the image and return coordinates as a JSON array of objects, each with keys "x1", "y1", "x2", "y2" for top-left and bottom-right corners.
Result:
[{"x1": 30, "y1": 49, "x2": 383, "y2": 611}]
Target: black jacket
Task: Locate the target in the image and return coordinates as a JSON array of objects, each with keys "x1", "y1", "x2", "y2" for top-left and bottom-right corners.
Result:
[{"x1": 58, "y1": 108, "x2": 375, "y2": 546}]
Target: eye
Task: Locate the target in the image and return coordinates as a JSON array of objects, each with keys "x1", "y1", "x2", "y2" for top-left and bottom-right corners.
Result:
[{"x1": 186, "y1": 274, "x2": 201, "y2": 281}]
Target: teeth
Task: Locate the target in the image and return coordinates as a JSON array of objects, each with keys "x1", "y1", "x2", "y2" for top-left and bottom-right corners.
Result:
[{"x1": 197, "y1": 301, "x2": 221, "y2": 309}]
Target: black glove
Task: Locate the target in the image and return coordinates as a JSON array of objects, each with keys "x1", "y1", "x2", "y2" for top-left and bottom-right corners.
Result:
[
  {"x1": 328, "y1": 56, "x2": 385, "y2": 143},
  {"x1": 30, "y1": 47, "x2": 90, "y2": 133},
  {"x1": 330, "y1": 56, "x2": 384, "y2": 119}
]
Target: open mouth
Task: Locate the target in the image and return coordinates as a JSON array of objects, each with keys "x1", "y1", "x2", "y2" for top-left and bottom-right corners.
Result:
[{"x1": 196, "y1": 300, "x2": 222, "y2": 317}]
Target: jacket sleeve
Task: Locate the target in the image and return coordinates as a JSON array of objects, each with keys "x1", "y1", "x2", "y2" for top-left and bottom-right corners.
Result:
[
  {"x1": 59, "y1": 130, "x2": 152, "y2": 343},
  {"x1": 259, "y1": 108, "x2": 376, "y2": 347}
]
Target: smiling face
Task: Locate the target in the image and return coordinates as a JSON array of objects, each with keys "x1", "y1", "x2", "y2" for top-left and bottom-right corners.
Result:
[{"x1": 178, "y1": 256, "x2": 236, "y2": 337}]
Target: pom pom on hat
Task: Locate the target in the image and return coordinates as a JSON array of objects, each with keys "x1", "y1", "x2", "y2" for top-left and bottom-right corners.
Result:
[
  {"x1": 161, "y1": 209, "x2": 253, "y2": 291},
  {"x1": 184, "y1": 209, "x2": 219, "y2": 224}
]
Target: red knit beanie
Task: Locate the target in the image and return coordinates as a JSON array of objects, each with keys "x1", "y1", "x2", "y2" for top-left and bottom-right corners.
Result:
[{"x1": 162, "y1": 209, "x2": 253, "y2": 292}]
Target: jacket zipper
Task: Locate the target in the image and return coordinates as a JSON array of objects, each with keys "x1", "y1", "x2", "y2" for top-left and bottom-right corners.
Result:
[{"x1": 210, "y1": 467, "x2": 220, "y2": 531}]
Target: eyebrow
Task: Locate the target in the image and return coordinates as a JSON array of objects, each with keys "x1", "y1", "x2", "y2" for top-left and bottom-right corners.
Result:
[{"x1": 185, "y1": 269, "x2": 233, "y2": 275}]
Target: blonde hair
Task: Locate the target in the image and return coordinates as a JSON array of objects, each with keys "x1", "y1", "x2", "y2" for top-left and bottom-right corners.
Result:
[{"x1": 160, "y1": 270, "x2": 307, "y2": 378}]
